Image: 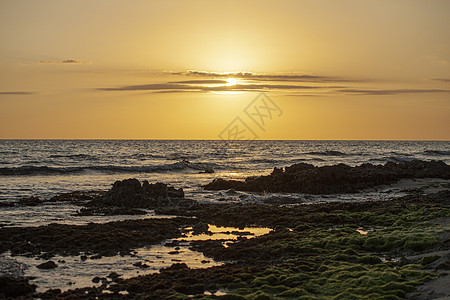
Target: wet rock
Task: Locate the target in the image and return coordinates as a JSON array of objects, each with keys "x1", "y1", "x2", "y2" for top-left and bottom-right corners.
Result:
[
  {"x1": 107, "y1": 272, "x2": 121, "y2": 282},
  {"x1": 39, "y1": 252, "x2": 54, "y2": 260},
  {"x1": 36, "y1": 260, "x2": 58, "y2": 269},
  {"x1": 0, "y1": 218, "x2": 193, "y2": 257},
  {"x1": 133, "y1": 261, "x2": 150, "y2": 268},
  {"x1": 204, "y1": 160, "x2": 450, "y2": 194},
  {"x1": 77, "y1": 206, "x2": 146, "y2": 216},
  {"x1": 49, "y1": 191, "x2": 106, "y2": 204},
  {"x1": 161, "y1": 263, "x2": 189, "y2": 272},
  {"x1": 87, "y1": 178, "x2": 188, "y2": 209},
  {"x1": 0, "y1": 276, "x2": 36, "y2": 298},
  {"x1": 192, "y1": 222, "x2": 209, "y2": 234},
  {"x1": 18, "y1": 196, "x2": 43, "y2": 206}
]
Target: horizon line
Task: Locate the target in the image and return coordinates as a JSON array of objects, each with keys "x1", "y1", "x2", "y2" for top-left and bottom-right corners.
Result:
[{"x1": 0, "y1": 138, "x2": 449, "y2": 142}]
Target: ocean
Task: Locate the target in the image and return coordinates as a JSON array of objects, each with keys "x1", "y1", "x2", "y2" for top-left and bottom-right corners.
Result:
[{"x1": 1, "y1": 140, "x2": 449, "y2": 203}]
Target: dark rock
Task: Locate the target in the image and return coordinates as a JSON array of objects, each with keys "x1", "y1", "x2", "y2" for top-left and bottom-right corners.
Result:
[
  {"x1": 87, "y1": 179, "x2": 187, "y2": 209},
  {"x1": 0, "y1": 218, "x2": 192, "y2": 257},
  {"x1": 77, "y1": 207, "x2": 146, "y2": 216},
  {"x1": 107, "y1": 272, "x2": 121, "y2": 281},
  {"x1": 49, "y1": 191, "x2": 106, "y2": 204},
  {"x1": 204, "y1": 160, "x2": 450, "y2": 194},
  {"x1": 36, "y1": 261, "x2": 58, "y2": 269},
  {"x1": 40, "y1": 252, "x2": 54, "y2": 260},
  {"x1": 192, "y1": 222, "x2": 209, "y2": 234},
  {"x1": 133, "y1": 261, "x2": 150, "y2": 268},
  {"x1": 0, "y1": 276, "x2": 36, "y2": 298},
  {"x1": 92, "y1": 276, "x2": 102, "y2": 283},
  {"x1": 161, "y1": 263, "x2": 189, "y2": 272},
  {"x1": 18, "y1": 196, "x2": 43, "y2": 206}
]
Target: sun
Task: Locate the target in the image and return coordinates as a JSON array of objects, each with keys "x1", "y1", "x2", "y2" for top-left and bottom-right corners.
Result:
[{"x1": 225, "y1": 78, "x2": 237, "y2": 86}]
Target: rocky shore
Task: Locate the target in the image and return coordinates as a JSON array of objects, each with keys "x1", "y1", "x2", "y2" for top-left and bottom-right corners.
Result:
[
  {"x1": 204, "y1": 160, "x2": 450, "y2": 194},
  {"x1": 1, "y1": 161, "x2": 449, "y2": 299}
]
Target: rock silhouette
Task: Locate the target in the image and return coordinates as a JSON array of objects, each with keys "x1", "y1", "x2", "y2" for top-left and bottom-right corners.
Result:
[
  {"x1": 204, "y1": 160, "x2": 450, "y2": 194},
  {"x1": 87, "y1": 179, "x2": 188, "y2": 208}
]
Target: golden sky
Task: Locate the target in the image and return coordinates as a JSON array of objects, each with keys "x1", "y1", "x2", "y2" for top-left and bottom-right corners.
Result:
[{"x1": 0, "y1": 0, "x2": 449, "y2": 140}]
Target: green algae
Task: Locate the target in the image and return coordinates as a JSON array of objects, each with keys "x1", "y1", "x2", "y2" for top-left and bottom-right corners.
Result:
[
  {"x1": 419, "y1": 255, "x2": 441, "y2": 266},
  {"x1": 194, "y1": 204, "x2": 447, "y2": 299},
  {"x1": 41, "y1": 193, "x2": 448, "y2": 300}
]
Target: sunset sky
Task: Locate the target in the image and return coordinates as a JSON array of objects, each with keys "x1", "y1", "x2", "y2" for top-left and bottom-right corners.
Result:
[{"x1": 0, "y1": 0, "x2": 449, "y2": 140}]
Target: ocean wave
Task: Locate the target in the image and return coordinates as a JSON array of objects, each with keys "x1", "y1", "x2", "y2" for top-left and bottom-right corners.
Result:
[
  {"x1": 423, "y1": 150, "x2": 450, "y2": 156},
  {"x1": 248, "y1": 158, "x2": 278, "y2": 164},
  {"x1": 0, "y1": 160, "x2": 218, "y2": 176},
  {"x1": 0, "y1": 151, "x2": 19, "y2": 155},
  {"x1": 166, "y1": 153, "x2": 201, "y2": 161},
  {"x1": 386, "y1": 156, "x2": 417, "y2": 163},
  {"x1": 368, "y1": 156, "x2": 418, "y2": 163},
  {"x1": 48, "y1": 154, "x2": 97, "y2": 160},
  {"x1": 126, "y1": 153, "x2": 167, "y2": 160},
  {"x1": 388, "y1": 151, "x2": 412, "y2": 157},
  {"x1": 303, "y1": 150, "x2": 347, "y2": 156}
]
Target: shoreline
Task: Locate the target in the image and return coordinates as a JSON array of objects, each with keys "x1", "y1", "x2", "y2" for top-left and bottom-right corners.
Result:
[
  {"x1": 1, "y1": 161, "x2": 449, "y2": 299},
  {"x1": 1, "y1": 191, "x2": 449, "y2": 299}
]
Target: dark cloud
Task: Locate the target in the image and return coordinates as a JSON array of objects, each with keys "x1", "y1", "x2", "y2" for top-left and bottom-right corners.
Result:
[
  {"x1": 61, "y1": 59, "x2": 81, "y2": 64},
  {"x1": 172, "y1": 70, "x2": 358, "y2": 83},
  {"x1": 99, "y1": 82, "x2": 325, "y2": 93},
  {"x1": 340, "y1": 89, "x2": 450, "y2": 95},
  {"x1": 100, "y1": 70, "x2": 449, "y2": 96},
  {"x1": 0, "y1": 91, "x2": 36, "y2": 95},
  {"x1": 36, "y1": 59, "x2": 86, "y2": 64},
  {"x1": 170, "y1": 79, "x2": 229, "y2": 84},
  {"x1": 99, "y1": 83, "x2": 197, "y2": 91}
]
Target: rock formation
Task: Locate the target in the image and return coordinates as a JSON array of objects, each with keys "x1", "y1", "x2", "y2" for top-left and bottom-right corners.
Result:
[{"x1": 204, "y1": 160, "x2": 450, "y2": 194}]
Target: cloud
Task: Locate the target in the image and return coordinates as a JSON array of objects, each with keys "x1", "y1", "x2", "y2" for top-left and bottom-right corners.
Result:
[
  {"x1": 99, "y1": 70, "x2": 348, "y2": 94},
  {"x1": 0, "y1": 91, "x2": 36, "y2": 95},
  {"x1": 170, "y1": 79, "x2": 229, "y2": 84},
  {"x1": 100, "y1": 83, "x2": 194, "y2": 91},
  {"x1": 432, "y1": 78, "x2": 450, "y2": 83},
  {"x1": 37, "y1": 59, "x2": 86, "y2": 64},
  {"x1": 61, "y1": 59, "x2": 82, "y2": 64},
  {"x1": 99, "y1": 82, "x2": 326, "y2": 93},
  {"x1": 172, "y1": 70, "x2": 359, "y2": 83},
  {"x1": 99, "y1": 70, "x2": 449, "y2": 96},
  {"x1": 340, "y1": 89, "x2": 450, "y2": 95}
]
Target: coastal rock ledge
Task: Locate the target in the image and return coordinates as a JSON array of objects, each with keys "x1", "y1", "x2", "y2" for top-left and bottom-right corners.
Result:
[
  {"x1": 87, "y1": 178, "x2": 188, "y2": 208},
  {"x1": 204, "y1": 160, "x2": 450, "y2": 194}
]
